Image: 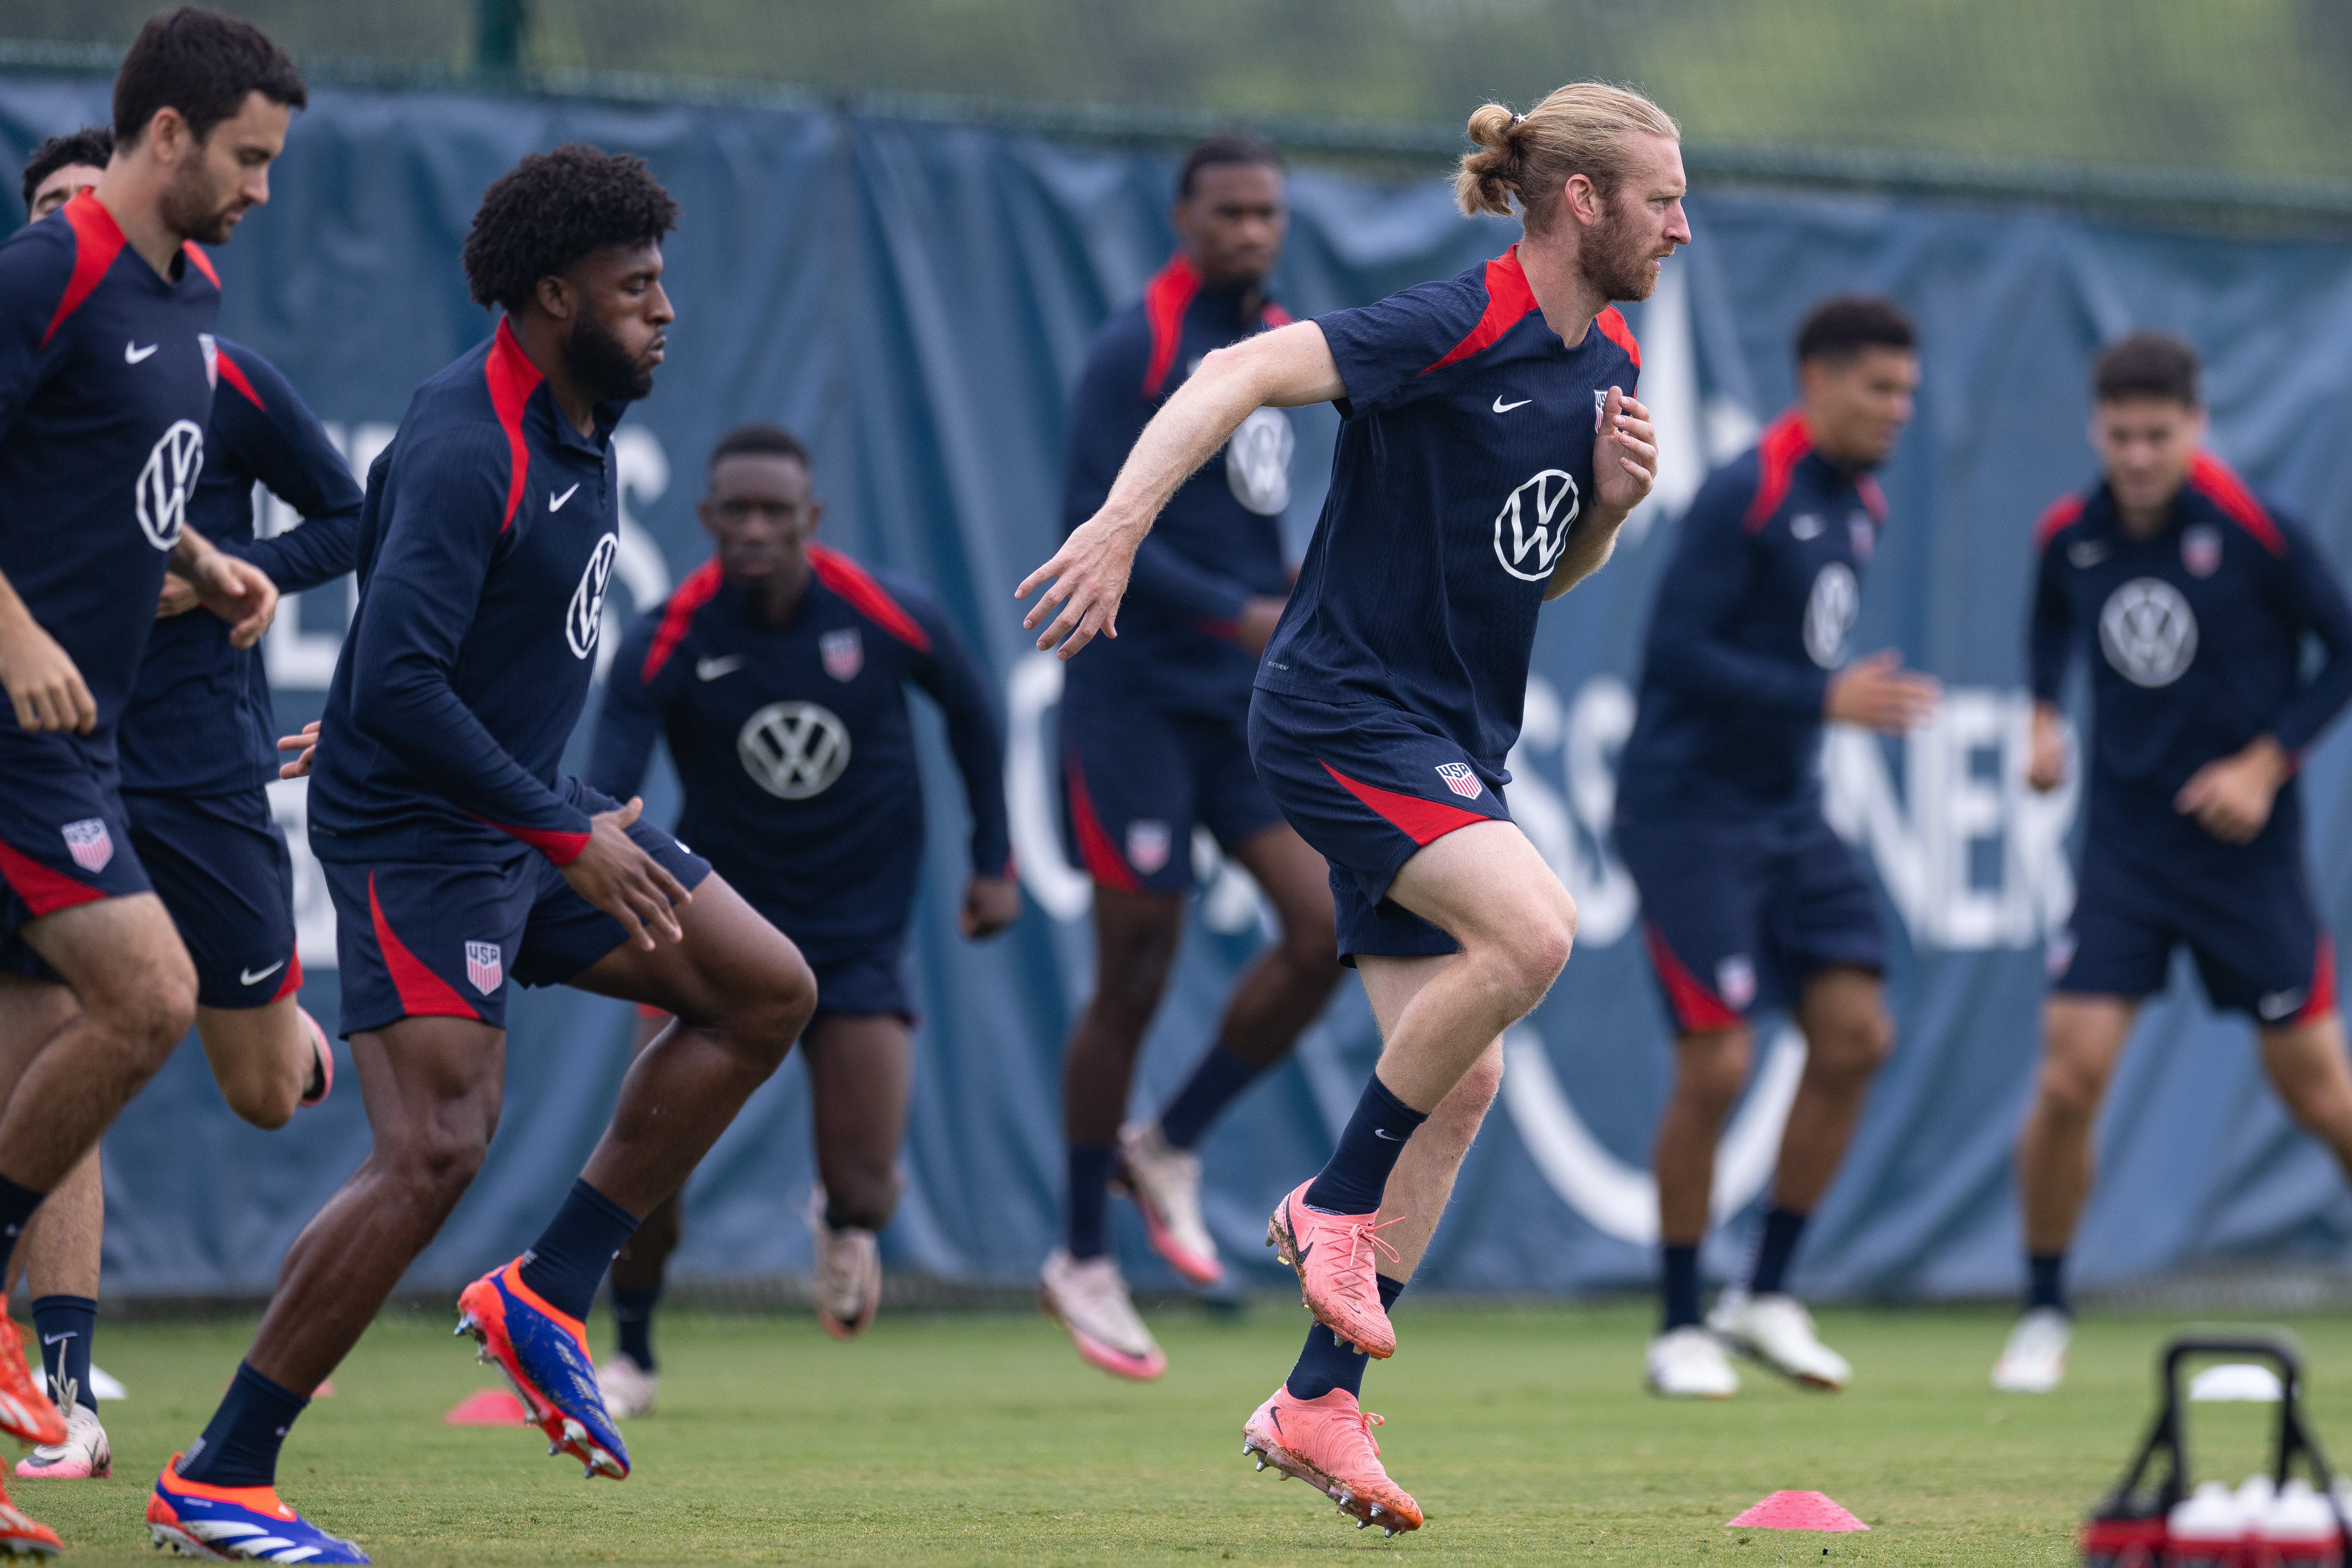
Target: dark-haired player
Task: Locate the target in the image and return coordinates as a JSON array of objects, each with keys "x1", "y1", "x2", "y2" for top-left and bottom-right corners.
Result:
[
  {"x1": 147, "y1": 145, "x2": 815, "y2": 1563},
  {"x1": 585, "y1": 424, "x2": 1016, "y2": 1411},
  {"x1": 1616, "y1": 297, "x2": 1934, "y2": 1399},
  {"x1": 1024, "y1": 82, "x2": 1679, "y2": 1532},
  {"x1": 1045, "y1": 133, "x2": 1343, "y2": 1380},
  {"x1": 1994, "y1": 332, "x2": 2352, "y2": 1394},
  {"x1": 21, "y1": 126, "x2": 112, "y2": 221},
  {"x1": 0, "y1": 9, "x2": 299, "y2": 1555}
]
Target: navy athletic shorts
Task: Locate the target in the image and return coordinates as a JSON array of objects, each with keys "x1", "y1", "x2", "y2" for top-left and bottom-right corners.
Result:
[
  {"x1": 0, "y1": 727, "x2": 149, "y2": 974},
  {"x1": 1059, "y1": 691, "x2": 1284, "y2": 896},
  {"x1": 1616, "y1": 806, "x2": 1884, "y2": 1032},
  {"x1": 802, "y1": 941, "x2": 914, "y2": 1024},
  {"x1": 1246, "y1": 686, "x2": 1513, "y2": 966},
  {"x1": 325, "y1": 780, "x2": 711, "y2": 1036},
  {"x1": 2053, "y1": 842, "x2": 2337, "y2": 1027},
  {"x1": 123, "y1": 787, "x2": 300, "y2": 1010}
]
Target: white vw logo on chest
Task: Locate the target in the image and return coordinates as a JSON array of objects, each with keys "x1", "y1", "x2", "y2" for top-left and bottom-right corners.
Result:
[
  {"x1": 738, "y1": 701, "x2": 852, "y2": 799},
  {"x1": 1493, "y1": 469, "x2": 1580, "y2": 582},
  {"x1": 2099, "y1": 577, "x2": 2197, "y2": 687},
  {"x1": 135, "y1": 420, "x2": 205, "y2": 550},
  {"x1": 565, "y1": 533, "x2": 619, "y2": 660}
]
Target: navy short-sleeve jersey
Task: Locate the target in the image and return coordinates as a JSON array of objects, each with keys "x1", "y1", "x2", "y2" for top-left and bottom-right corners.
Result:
[
  {"x1": 2029, "y1": 451, "x2": 2352, "y2": 874},
  {"x1": 1256, "y1": 245, "x2": 1640, "y2": 775},
  {"x1": 0, "y1": 192, "x2": 222, "y2": 763},
  {"x1": 1619, "y1": 411, "x2": 1889, "y2": 821}
]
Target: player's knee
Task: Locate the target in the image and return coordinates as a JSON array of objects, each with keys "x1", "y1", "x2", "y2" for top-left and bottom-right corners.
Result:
[
  {"x1": 730, "y1": 950, "x2": 817, "y2": 1071},
  {"x1": 1492, "y1": 893, "x2": 1576, "y2": 1010},
  {"x1": 1675, "y1": 1030, "x2": 1752, "y2": 1117},
  {"x1": 387, "y1": 1115, "x2": 493, "y2": 1215},
  {"x1": 1814, "y1": 1006, "x2": 1894, "y2": 1082},
  {"x1": 220, "y1": 1068, "x2": 299, "y2": 1132},
  {"x1": 1093, "y1": 950, "x2": 1177, "y2": 1034},
  {"x1": 95, "y1": 959, "x2": 197, "y2": 1065},
  {"x1": 2034, "y1": 1055, "x2": 2106, "y2": 1127}
]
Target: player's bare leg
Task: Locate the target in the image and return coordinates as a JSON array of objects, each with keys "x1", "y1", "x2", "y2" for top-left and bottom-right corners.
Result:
[
  {"x1": 803, "y1": 1013, "x2": 909, "y2": 1338},
  {"x1": 195, "y1": 997, "x2": 327, "y2": 1130},
  {"x1": 2256, "y1": 1013, "x2": 2352, "y2": 1177}
]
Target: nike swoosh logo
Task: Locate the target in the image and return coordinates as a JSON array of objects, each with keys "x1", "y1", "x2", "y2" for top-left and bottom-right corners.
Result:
[
  {"x1": 125, "y1": 342, "x2": 158, "y2": 364},
  {"x1": 39, "y1": 1333, "x2": 72, "y2": 1346},
  {"x1": 696, "y1": 655, "x2": 744, "y2": 681},
  {"x1": 1373, "y1": 1127, "x2": 1403, "y2": 1141},
  {"x1": 1492, "y1": 396, "x2": 1532, "y2": 414},
  {"x1": 2068, "y1": 543, "x2": 2109, "y2": 567},
  {"x1": 550, "y1": 483, "x2": 581, "y2": 511},
  {"x1": 240, "y1": 960, "x2": 287, "y2": 986}
]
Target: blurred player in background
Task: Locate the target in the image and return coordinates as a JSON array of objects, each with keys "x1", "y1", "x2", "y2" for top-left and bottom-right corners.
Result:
[
  {"x1": 148, "y1": 146, "x2": 816, "y2": 1564},
  {"x1": 7, "y1": 124, "x2": 359, "y2": 1487},
  {"x1": 1045, "y1": 133, "x2": 1343, "y2": 1379},
  {"x1": 1022, "y1": 83, "x2": 1679, "y2": 1534},
  {"x1": 20, "y1": 127, "x2": 112, "y2": 220},
  {"x1": 0, "y1": 9, "x2": 299, "y2": 1555},
  {"x1": 1617, "y1": 297, "x2": 1934, "y2": 1399},
  {"x1": 1994, "y1": 332, "x2": 2352, "y2": 1393},
  {"x1": 586, "y1": 423, "x2": 1017, "y2": 1414}
]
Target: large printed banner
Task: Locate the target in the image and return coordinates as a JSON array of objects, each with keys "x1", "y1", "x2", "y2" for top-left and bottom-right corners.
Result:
[{"x1": 3, "y1": 78, "x2": 2349, "y2": 1301}]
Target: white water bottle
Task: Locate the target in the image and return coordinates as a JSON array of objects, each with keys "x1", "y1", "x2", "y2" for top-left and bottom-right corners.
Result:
[
  {"x1": 2167, "y1": 1480, "x2": 2247, "y2": 1568},
  {"x1": 2250, "y1": 1478, "x2": 2342, "y2": 1568}
]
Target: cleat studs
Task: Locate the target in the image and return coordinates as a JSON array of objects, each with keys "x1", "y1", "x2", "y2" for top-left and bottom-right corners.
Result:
[
  {"x1": 1255, "y1": 1458, "x2": 1267, "y2": 1472},
  {"x1": 1386, "y1": 1527, "x2": 1399, "y2": 1538},
  {"x1": 1359, "y1": 1518, "x2": 1371, "y2": 1529}
]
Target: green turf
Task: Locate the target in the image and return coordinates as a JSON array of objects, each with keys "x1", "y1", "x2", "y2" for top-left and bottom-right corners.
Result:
[{"x1": 15, "y1": 1298, "x2": 2348, "y2": 1563}]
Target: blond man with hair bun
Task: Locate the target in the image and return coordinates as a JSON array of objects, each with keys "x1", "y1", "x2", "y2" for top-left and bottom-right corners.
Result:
[{"x1": 1021, "y1": 81, "x2": 1688, "y2": 1533}]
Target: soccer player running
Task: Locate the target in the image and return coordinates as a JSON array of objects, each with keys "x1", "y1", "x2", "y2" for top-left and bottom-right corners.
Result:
[
  {"x1": 146, "y1": 147, "x2": 815, "y2": 1563},
  {"x1": 585, "y1": 423, "x2": 1018, "y2": 1411},
  {"x1": 1993, "y1": 333, "x2": 2352, "y2": 1394},
  {"x1": 0, "y1": 10, "x2": 298, "y2": 1555},
  {"x1": 1045, "y1": 133, "x2": 1344, "y2": 1379},
  {"x1": 1616, "y1": 298, "x2": 1935, "y2": 1399},
  {"x1": 1022, "y1": 85, "x2": 1682, "y2": 1531}
]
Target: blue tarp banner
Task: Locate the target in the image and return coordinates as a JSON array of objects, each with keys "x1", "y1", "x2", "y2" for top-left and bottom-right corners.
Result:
[{"x1": 4, "y1": 78, "x2": 2348, "y2": 1302}]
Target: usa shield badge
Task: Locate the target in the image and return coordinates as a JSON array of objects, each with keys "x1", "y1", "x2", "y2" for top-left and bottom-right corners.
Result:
[
  {"x1": 1849, "y1": 512, "x2": 1875, "y2": 562},
  {"x1": 821, "y1": 628, "x2": 863, "y2": 682},
  {"x1": 60, "y1": 818, "x2": 111, "y2": 874},
  {"x1": 465, "y1": 941, "x2": 503, "y2": 995},
  {"x1": 2182, "y1": 524, "x2": 2222, "y2": 579},
  {"x1": 1126, "y1": 820, "x2": 1171, "y2": 875},
  {"x1": 1434, "y1": 762, "x2": 1483, "y2": 800},
  {"x1": 1715, "y1": 955, "x2": 1757, "y2": 1011}
]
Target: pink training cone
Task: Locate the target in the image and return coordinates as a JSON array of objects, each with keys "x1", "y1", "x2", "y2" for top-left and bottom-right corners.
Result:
[
  {"x1": 1726, "y1": 1491, "x2": 1871, "y2": 1532},
  {"x1": 444, "y1": 1388, "x2": 530, "y2": 1426}
]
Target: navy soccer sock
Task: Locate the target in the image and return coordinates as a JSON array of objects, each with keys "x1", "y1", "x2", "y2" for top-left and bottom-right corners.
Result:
[
  {"x1": 1302, "y1": 1074, "x2": 1428, "y2": 1215},
  {"x1": 516, "y1": 1180, "x2": 641, "y2": 1322},
  {"x1": 176, "y1": 1363, "x2": 308, "y2": 1489},
  {"x1": 1285, "y1": 1275, "x2": 1407, "y2": 1402},
  {"x1": 1662, "y1": 1243, "x2": 1702, "y2": 1331},
  {"x1": 0, "y1": 1174, "x2": 45, "y2": 1286},
  {"x1": 1066, "y1": 1145, "x2": 1115, "y2": 1261},
  {"x1": 610, "y1": 1283, "x2": 660, "y2": 1373},
  {"x1": 2027, "y1": 1252, "x2": 2068, "y2": 1315},
  {"x1": 1157, "y1": 1043, "x2": 1263, "y2": 1151},
  {"x1": 30, "y1": 1295, "x2": 97, "y2": 1412},
  {"x1": 1746, "y1": 1205, "x2": 1809, "y2": 1297}
]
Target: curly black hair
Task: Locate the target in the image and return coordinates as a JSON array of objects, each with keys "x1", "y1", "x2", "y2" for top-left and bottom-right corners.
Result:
[
  {"x1": 22, "y1": 125, "x2": 114, "y2": 212},
  {"x1": 461, "y1": 143, "x2": 680, "y2": 316}
]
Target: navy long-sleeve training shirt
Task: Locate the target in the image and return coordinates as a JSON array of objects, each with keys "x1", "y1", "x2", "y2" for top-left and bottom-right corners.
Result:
[
  {"x1": 2030, "y1": 451, "x2": 2352, "y2": 872},
  {"x1": 308, "y1": 318, "x2": 624, "y2": 867},
  {"x1": 589, "y1": 547, "x2": 1009, "y2": 960},
  {"x1": 122, "y1": 337, "x2": 362, "y2": 796},
  {"x1": 1620, "y1": 409, "x2": 1886, "y2": 824},
  {"x1": 1060, "y1": 253, "x2": 1293, "y2": 716}
]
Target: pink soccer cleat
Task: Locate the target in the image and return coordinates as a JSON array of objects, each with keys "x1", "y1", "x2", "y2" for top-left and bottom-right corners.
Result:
[
  {"x1": 1242, "y1": 1385, "x2": 1423, "y2": 1535},
  {"x1": 1266, "y1": 1182, "x2": 1401, "y2": 1359}
]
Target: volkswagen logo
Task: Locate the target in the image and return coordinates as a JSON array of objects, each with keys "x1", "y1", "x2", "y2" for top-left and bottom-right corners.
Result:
[
  {"x1": 1492, "y1": 469, "x2": 1580, "y2": 582},
  {"x1": 565, "y1": 534, "x2": 619, "y2": 660},
  {"x1": 2099, "y1": 577, "x2": 2196, "y2": 688},
  {"x1": 135, "y1": 419, "x2": 205, "y2": 551},
  {"x1": 1803, "y1": 562, "x2": 1859, "y2": 669},
  {"x1": 1225, "y1": 406, "x2": 1294, "y2": 517},
  {"x1": 739, "y1": 701, "x2": 852, "y2": 799}
]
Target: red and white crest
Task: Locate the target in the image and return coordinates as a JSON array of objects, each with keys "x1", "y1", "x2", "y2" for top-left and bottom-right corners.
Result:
[
  {"x1": 465, "y1": 941, "x2": 503, "y2": 995},
  {"x1": 1126, "y1": 820, "x2": 1171, "y2": 875},
  {"x1": 198, "y1": 333, "x2": 218, "y2": 390},
  {"x1": 820, "y1": 627, "x2": 863, "y2": 682},
  {"x1": 1849, "y1": 513, "x2": 1875, "y2": 563},
  {"x1": 2182, "y1": 524, "x2": 2222, "y2": 579},
  {"x1": 60, "y1": 818, "x2": 111, "y2": 874},
  {"x1": 1715, "y1": 955, "x2": 1757, "y2": 1011},
  {"x1": 1434, "y1": 762, "x2": 1483, "y2": 800}
]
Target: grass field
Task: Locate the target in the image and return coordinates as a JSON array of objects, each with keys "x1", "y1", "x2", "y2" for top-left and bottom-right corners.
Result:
[{"x1": 14, "y1": 1298, "x2": 2349, "y2": 1564}]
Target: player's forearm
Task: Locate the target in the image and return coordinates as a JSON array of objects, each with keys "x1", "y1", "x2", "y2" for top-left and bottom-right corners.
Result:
[
  {"x1": 235, "y1": 507, "x2": 360, "y2": 597},
  {"x1": 168, "y1": 526, "x2": 224, "y2": 579},
  {"x1": 1544, "y1": 510, "x2": 1631, "y2": 598}
]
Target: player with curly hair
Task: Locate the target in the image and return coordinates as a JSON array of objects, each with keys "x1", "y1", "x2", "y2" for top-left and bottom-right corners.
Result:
[
  {"x1": 147, "y1": 144, "x2": 817, "y2": 1564},
  {"x1": 20, "y1": 125, "x2": 112, "y2": 220}
]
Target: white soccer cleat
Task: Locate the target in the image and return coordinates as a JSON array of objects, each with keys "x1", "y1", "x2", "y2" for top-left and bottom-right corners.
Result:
[
  {"x1": 1115, "y1": 1121, "x2": 1222, "y2": 1287},
  {"x1": 15, "y1": 1399, "x2": 110, "y2": 1480},
  {"x1": 594, "y1": 1355, "x2": 657, "y2": 1420},
  {"x1": 808, "y1": 1189, "x2": 883, "y2": 1341},
  {"x1": 1040, "y1": 1248, "x2": 1166, "y2": 1380},
  {"x1": 1646, "y1": 1325, "x2": 1740, "y2": 1399},
  {"x1": 1708, "y1": 1289, "x2": 1851, "y2": 1390},
  {"x1": 1992, "y1": 1307, "x2": 2072, "y2": 1393}
]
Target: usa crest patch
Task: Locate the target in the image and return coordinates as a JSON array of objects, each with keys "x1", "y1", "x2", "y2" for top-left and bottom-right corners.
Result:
[
  {"x1": 821, "y1": 628, "x2": 863, "y2": 682},
  {"x1": 2182, "y1": 524, "x2": 2222, "y2": 579},
  {"x1": 1715, "y1": 955, "x2": 1757, "y2": 1011},
  {"x1": 60, "y1": 818, "x2": 111, "y2": 874},
  {"x1": 1126, "y1": 820, "x2": 1171, "y2": 875},
  {"x1": 1434, "y1": 762, "x2": 1482, "y2": 799},
  {"x1": 465, "y1": 941, "x2": 503, "y2": 995}
]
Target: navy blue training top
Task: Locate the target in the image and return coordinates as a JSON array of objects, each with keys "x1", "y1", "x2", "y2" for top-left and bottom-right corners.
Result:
[
  {"x1": 1618, "y1": 411, "x2": 1888, "y2": 823},
  {"x1": 1257, "y1": 244, "x2": 1641, "y2": 778},
  {"x1": 589, "y1": 548, "x2": 1011, "y2": 962},
  {"x1": 0, "y1": 191, "x2": 222, "y2": 765},
  {"x1": 309, "y1": 319, "x2": 624, "y2": 867},
  {"x1": 122, "y1": 337, "x2": 362, "y2": 797},
  {"x1": 2030, "y1": 451, "x2": 2352, "y2": 874},
  {"x1": 1061, "y1": 253, "x2": 1293, "y2": 716}
]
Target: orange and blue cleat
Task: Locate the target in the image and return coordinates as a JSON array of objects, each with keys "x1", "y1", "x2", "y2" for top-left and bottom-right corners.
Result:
[
  {"x1": 0, "y1": 1470, "x2": 59, "y2": 1560},
  {"x1": 147, "y1": 1455, "x2": 366, "y2": 1562},
  {"x1": 454, "y1": 1260, "x2": 628, "y2": 1480},
  {"x1": 0, "y1": 1321, "x2": 63, "y2": 1450}
]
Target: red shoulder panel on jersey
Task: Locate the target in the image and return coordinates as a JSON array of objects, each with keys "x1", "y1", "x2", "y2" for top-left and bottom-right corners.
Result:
[
  {"x1": 810, "y1": 545, "x2": 932, "y2": 651},
  {"x1": 179, "y1": 241, "x2": 220, "y2": 289},
  {"x1": 1593, "y1": 305, "x2": 1641, "y2": 370},
  {"x1": 2188, "y1": 450, "x2": 2286, "y2": 557},
  {"x1": 1260, "y1": 301, "x2": 1294, "y2": 328},
  {"x1": 367, "y1": 874, "x2": 480, "y2": 1022},
  {"x1": 483, "y1": 318, "x2": 544, "y2": 532},
  {"x1": 40, "y1": 191, "x2": 129, "y2": 348},
  {"x1": 2032, "y1": 493, "x2": 2085, "y2": 553},
  {"x1": 642, "y1": 559, "x2": 723, "y2": 683},
  {"x1": 1643, "y1": 922, "x2": 1742, "y2": 1032},
  {"x1": 1854, "y1": 471, "x2": 1889, "y2": 524},
  {"x1": 1141, "y1": 253, "x2": 1201, "y2": 400},
  {"x1": 1744, "y1": 410, "x2": 1813, "y2": 531},
  {"x1": 1421, "y1": 245, "x2": 1540, "y2": 375},
  {"x1": 215, "y1": 346, "x2": 265, "y2": 410}
]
